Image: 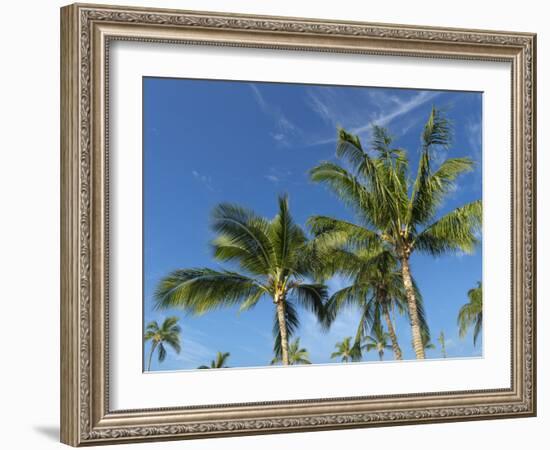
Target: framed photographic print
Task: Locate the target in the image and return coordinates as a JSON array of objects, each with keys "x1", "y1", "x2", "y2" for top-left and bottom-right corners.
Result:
[{"x1": 60, "y1": 3, "x2": 537, "y2": 446}]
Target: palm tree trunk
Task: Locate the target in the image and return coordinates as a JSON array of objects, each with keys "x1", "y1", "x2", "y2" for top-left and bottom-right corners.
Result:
[
  {"x1": 400, "y1": 256, "x2": 426, "y2": 359},
  {"x1": 275, "y1": 298, "x2": 290, "y2": 365},
  {"x1": 147, "y1": 342, "x2": 157, "y2": 371},
  {"x1": 383, "y1": 305, "x2": 403, "y2": 360}
]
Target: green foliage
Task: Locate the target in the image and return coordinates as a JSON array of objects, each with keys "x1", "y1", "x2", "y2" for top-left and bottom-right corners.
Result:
[
  {"x1": 271, "y1": 338, "x2": 311, "y2": 365},
  {"x1": 364, "y1": 323, "x2": 393, "y2": 361},
  {"x1": 310, "y1": 107, "x2": 482, "y2": 359},
  {"x1": 143, "y1": 316, "x2": 182, "y2": 370},
  {"x1": 331, "y1": 336, "x2": 362, "y2": 362},
  {"x1": 198, "y1": 351, "x2": 231, "y2": 369},
  {"x1": 155, "y1": 194, "x2": 329, "y2": 366},
  {"x1": 458, "y1": 282, "x2": 483, "y2": 345}
]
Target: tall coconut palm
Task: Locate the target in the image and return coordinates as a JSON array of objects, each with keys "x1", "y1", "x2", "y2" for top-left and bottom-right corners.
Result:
[
  {"x1": 310, "y1": 109, "x2": 482, "y2": 359},
  {"x1": 143, "y1": 316, "x2": 182, "y2": 371},
  {"x1": 458, "y1": 282, "x2": 483, "y2": 345},
  {"x1": 198, "y1": 351, "x2": 230, "y2": 369},
  {"x1": 271, "y1": 338, "x2": 311, "y2": 365},
  {"x1": 154, "y1": 194, "x2": 328, "y2": 366},
  {"x1": 364, "y1": 323, "x2": 392, "y2": 361},
  {"x1": 438, "y1": 330, "x2": 447, "y2": 358},
  {"x1": 321, "y1": 248, "x2": 427, "y2": 361},
  {"x1": 331, "y1": 337, "x2": 361, "y2": 362}
]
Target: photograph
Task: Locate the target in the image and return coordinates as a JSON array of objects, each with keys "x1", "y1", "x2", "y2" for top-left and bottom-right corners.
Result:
[{"x1": 143, "y1": 78, "x2": 483, "y2": 371}]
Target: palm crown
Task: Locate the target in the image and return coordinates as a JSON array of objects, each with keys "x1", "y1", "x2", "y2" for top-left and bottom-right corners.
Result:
[
  {"x1": 320, "y1": 246, "x2": 428, "y2": 361},
  {"x1": 143, "y1": 316, "x2": 182, "y2": 371},
  {"x1": 271, "y1": 337, "x2": 311, "y2": 365},
  {"x1": 198, "y1": 351, "x2": 231, "y2": 369},
  {"x1": 309, "y1": 108, "x2": 482, "y2": 359},
  {"x1": 330, "y1": 337, "x2": 361, "y2": 363},
  {"x1": 458, "y1": 282, "x2": 483, "y2": 345},
  {"x1": 363, "y1": 323, "x2": 393, "y2": 361},
  {"x1": 154, "y1": 194, "x2": 329, "y2": 365}
]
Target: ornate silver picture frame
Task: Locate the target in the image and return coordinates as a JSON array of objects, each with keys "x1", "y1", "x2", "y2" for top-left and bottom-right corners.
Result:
[{"x1": 60, "y1": 3, "x2": 536, "y2": 446}]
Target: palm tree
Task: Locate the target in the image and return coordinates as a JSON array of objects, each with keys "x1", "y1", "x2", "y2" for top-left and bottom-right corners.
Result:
[
  {"x1": 310, "y1": 108, "x2": 482, "y2": 359},
  {"x1": 321, "y1": 248, "x2": 427, "y2": 361},
  {"x1": 154, "y1": 194, "x2": 329, "y2": 366},
  {"x1": 198, "y1": 351, "x2": 230, "y2": 369},
  {"x1": 271, "y1": 338, "x2": 311, "y2": 365},
  {"x1": 330, "y1": 337, "x2": 361, "y2": 362},
  {"x1": 458, "y1": 282, "x2": 483, "y2": 345},
  {"x1": 363, "y1": 324, "x2": 392, "y2": 361},
  {"x1": 438, "y1": 330, "x2": 447, "y2": 358},
  {"x1": 143, "y1": 316, "x2": 182, "y2": 371}
]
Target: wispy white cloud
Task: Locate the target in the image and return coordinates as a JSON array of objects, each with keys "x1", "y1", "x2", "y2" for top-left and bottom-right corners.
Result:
[
  {"x1": 358, "y1": 90, "x2": 439, "y2": 132},
  {"x1": 191, "y1": 169, "x2": 214, "y2": 192},
  {"x1": 173, "y1": 336, "x2": 214, "y2": 367},
  {"x1": 250, "y1": 84, "x2": 300, "y2": 146},
  {"x1": 308, "y1": 89, "x2": 440, "y2": 146},
  {"x1": 264, "y1": 167, "x2": 292, "y2": 184},
  {"x1": 306, "y1": 88, "x2": 362, "y2": 130},
  {"x1": 465, "y1": 118, "x2": 482, "y2": 162}
]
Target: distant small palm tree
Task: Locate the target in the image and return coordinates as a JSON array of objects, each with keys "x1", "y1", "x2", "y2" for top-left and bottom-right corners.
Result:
[
  {"x1": 438, "y1": 330, "x2": 447, "y2": 358},
  {"x1": 364, "y1": 324, "x2": 392, "y2": 361},
  {"x1": 198, "y1": 351, "x2": 231, "y2": 369},
  {"x1": 458, "y1": 282, "x2": 483, "y2": 345},
  {"x1": 331, "y1": 337, "x2": 361, "y2": 363},
  {"x1": 271, "y1": 338, "x2": 311, "y2": 365},
  {"x1": 144, "y1": 317, "x2": 181, "y2": 371}
]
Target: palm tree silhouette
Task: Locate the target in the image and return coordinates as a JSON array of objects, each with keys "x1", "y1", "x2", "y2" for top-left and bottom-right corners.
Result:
[
  {"x1": 144, "y1": 316, "x2": 181, "y2": 371},
  {"x1": 198, "y1": 351, "x2": 231, "y2": 369},
  {"x1": 271, "y1": 338, "x2": 311, "y2": 365},
  {"x1": 331, "y1": 337, "x2": 361, "y2": 362},
  {"x1": 364, "y1": 324, "x2": 392, "y2": 361},
  {"x1": 458, "y1": 282, "x2": 483, "y2": 345}
]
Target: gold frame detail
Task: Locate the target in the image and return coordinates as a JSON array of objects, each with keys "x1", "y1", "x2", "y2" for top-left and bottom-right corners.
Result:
[{"x1": 60, "y1": 3, "x2": 536, "y2": 446}]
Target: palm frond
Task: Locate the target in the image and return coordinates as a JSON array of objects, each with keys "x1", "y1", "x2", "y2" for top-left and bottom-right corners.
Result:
[
  {"x1": 162, "y1": 333, "x2": 181, "y2": 354},
  {"x1": 211, "y1": 202, "x2": 275, "y2": 273},
  {"x1": 309, "y1": 162, "x2": 382, "y2": 227},
  {"x1": 290, "y1": 283, "x2": 329, "y2": 327},
  {"x1": 307, "y1": 215, "x2": 380, "y2": 252},
  {"x1": 410, "y1": 157, "x2": 474, "y2": 225},
  {"x1": 145, "y1": 321, "x2": 159, "y2": 332},
  {"x1": 154, "y1": 268, "x2": 265, "y2": 314},
  {"x1": 157, "y1": 343, "x2": 167, "y2": 363},
  {"x1": 326, "y1": 284, "x2": 372, "y2": 325},
  {"x1": 269, "y1": 194, "x2": 308, "y2": 272},
  {"x1": 160, "y1": 316, "x2": 180, "y2": 332},
  {"x1": 422, "y1": 107, "x2": 452, "y2": 149},
  {"x1": 414, "y1": 200, "x2": 482, "y2": 256},
  {"x1": 458, "y1": 282, "x2": 482, "y2": 344}
]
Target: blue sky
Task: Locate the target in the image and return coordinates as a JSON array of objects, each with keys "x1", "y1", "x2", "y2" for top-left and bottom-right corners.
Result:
[{"x1": 143, "y1": 77, "x2": 483, "y2": 371}]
